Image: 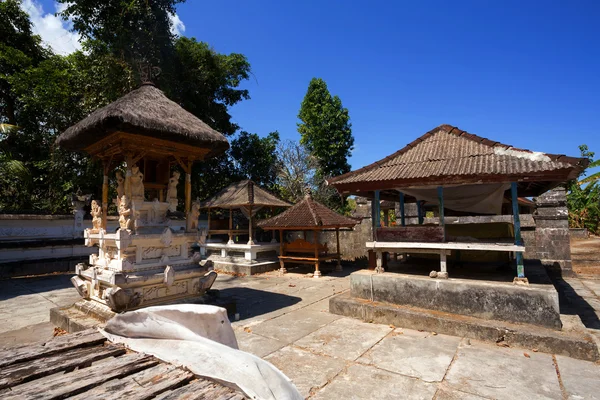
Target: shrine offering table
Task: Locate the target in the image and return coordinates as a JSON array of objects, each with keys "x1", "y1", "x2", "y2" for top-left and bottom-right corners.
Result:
[{"x1": 0, "y1": 329, "x2": 247, "y2": 400}]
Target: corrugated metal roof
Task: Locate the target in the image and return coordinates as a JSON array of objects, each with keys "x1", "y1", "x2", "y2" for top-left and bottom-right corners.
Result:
[
  {"x1": 328, "y1": 124, "x2": 587, "y2": 187},
  {"x1": 200, "y1": 180, "x2": 291, "y2": 209},
  {"x1": 257, "y1": 194, "x2": 358, "y2": 229}
]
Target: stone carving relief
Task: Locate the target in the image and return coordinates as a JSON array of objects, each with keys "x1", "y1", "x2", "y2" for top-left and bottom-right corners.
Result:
[
  {"x1": 160, "y1": 227, "x2": 173, "y2": 247},
  {"x1": 119, "y1": 195, "x2": 133, "y2": 231},
  {"x1": 115, "y1": 170, "x2": 125, "y2": 205},
  {"x1": 130, "y1": 165, "x2": 145, "y2": 201},
  {"x1": 187, "y1": 198, "x2": 201, "y2": 232},
  {"x1": 164, "y1": 265, "x2": 174, "y2": 286},
  {"x1": 166, "y1": 171, "x2": 180, "y2": 212},
  {"x1": 90, "y1": 200, "x2": 103, "y2": 233}
]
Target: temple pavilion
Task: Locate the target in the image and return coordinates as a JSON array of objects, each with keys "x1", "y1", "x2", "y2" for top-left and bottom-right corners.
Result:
[
  {"x1": 258, "y1": 192, "x2": 358, "y2": 278},
  {"x1": 327, "y1": 124, "x2": 588, "y2": 282},
  {"x1": 199, "y1": 180, "x2": 291, "y2": 273},
  {"x1": 56, "y1": 82, "x2": 229, "y2": 311}
]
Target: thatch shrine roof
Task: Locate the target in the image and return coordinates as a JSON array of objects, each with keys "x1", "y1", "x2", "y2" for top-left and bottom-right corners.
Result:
[
  {"x1": 258, "y1": 193, "x2": 358, "y2": 230},
  {"x1": 328, "y1": 124, "x2": 588, "y2": 197},
  {"x1": 200, "y1": 180, "x2": 291, "y2": 209},
  {"x1": 56, "y1": 83, "x2": 229, "y2": 159}
]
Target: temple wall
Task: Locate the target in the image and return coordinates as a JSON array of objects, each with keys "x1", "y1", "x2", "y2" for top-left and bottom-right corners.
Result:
[{"x1": 0, "y1": 214, "x2": 186, "y2": 278}]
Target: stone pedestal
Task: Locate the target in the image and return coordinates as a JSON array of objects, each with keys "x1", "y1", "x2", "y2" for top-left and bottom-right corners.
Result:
[
  {"x1": 72, "y1": 200, "x2": 217, "y2": 312},
  {"x1": 534, "y1": 188, "x2": 574, "y2": 277}
]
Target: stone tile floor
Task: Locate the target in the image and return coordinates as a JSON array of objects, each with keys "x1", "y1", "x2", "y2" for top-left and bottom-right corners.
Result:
[{"x1": 1, "y1": 267, "x2": 600, "y2": 399}]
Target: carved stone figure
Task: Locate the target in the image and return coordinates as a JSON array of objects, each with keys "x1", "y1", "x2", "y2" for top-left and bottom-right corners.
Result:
[
  {"x1": 130, "y1": 165, "x2": 144, "y2": 200},
  {"x1": 115, "y1": 171, "x2": 125, "y2": 202},
  {"x1": 90, "y1": 200, "x2": 102, "y2": 232},
  {"x1": 187, "y1": 199, "x2": 201, "y2": 232},
  {"x1": 166, "y1": 171, "x2": 180, "y2": 211},
  {"x1": 118, "y1": 195, "x2": 133, "y2": 231}
]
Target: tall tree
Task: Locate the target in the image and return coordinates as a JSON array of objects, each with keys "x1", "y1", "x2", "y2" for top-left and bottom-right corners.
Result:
[
  {"x1": 275, "y1": 140, "x2": 318, "y2": 202},
  {"x1": 297, "y1": 77, "x2": 354, "y2": 179},
  {"x1": 230, "y1": 131, "x2": 280, "y2": 189}
]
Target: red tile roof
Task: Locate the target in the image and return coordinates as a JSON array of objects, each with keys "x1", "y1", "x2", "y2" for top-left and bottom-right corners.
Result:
[
  {"x1": 257, "y1": 193, "x2": 358, "y2": 230},
  {"x1": 328, "y1": 125, "x2": 587, "y2": 191}
]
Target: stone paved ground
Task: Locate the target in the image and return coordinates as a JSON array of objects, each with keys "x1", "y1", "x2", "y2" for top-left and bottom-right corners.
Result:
[{"x1": 1, "y1": 267, "x2": 600, "y2": 399}]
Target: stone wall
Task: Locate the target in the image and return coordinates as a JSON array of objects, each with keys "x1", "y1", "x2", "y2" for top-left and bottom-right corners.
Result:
[{"x1": 533, "y1": 187, "x2": 574, "y2": 276}]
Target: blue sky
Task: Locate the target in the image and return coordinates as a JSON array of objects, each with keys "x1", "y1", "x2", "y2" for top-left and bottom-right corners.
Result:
[{"x1": 29, "y1": 1, "x2": 600, "y2": 177}]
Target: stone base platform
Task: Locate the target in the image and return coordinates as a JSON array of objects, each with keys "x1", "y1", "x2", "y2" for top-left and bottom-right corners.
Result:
[
  {"x1": 210, "y1": 257, "x2": 279, "y2": 275},
  {"x1": 351, "y1": 269, "x2": 562, "y2": 329},
  {"x1": 50, "y1": 290, "x2": 236, "y2": 333},
  {"x1": 330, "y1": 292, "x2": 599, "y2": 362}
]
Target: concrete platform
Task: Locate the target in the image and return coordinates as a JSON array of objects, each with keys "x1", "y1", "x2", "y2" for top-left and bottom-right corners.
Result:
[
  {"x1": 330, "y1": 291, "x2": 599, "y2": 361},
  {"x1": 50, "y1": 290, "x2": 235, "y2": 333},
  {"x1": 211, "y1": 257, "x2": 279, "y2": 275},
  {"x1": 351, "y1": 269, "x2": 562, "y2": 329}
]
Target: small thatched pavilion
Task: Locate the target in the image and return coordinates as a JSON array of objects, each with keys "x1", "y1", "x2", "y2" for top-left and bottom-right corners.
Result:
[
  {"x1": 55, "y1": 82, "x2": 229, "y2": 311},
  {"x1": 258, "y1": 192, "x2": 357, "y2": 278},
  {"x1": 200, "y1": 180, "x2": 291, "y2": 245}
]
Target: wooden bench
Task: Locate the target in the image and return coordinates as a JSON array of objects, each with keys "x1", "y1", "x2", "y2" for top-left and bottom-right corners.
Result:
[{"x1": 279, "y1": 238, "x2": 340, "y2": 277}]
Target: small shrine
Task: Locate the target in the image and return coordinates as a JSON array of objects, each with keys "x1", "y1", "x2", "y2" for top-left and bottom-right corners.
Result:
[
  {"x1": 199, "y1": 180, "x2": 291, "y2": 274},
  {"x1": 258, "y1": 192, "x2": 358, "y2": 278},
  {"x1": 56, "y1": 82, "x2": 229, "y2": 311}
]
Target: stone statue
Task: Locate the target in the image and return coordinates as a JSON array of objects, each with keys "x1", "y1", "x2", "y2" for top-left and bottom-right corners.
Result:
[
  {"x1": 90, "y1": 200, "x2": 102, "y2": 232},
  {"x1": 118, "y1": 195, "x2": 133, "y2": 231},
  {"x1": 166, "y1": 171, "x2": 180, "y2": 212},
  {"x1": 187, "y1": 198, "x2": 201, "y2": 232},
  {"x1": 130, "y1": 165, "x2": 144, "y2": 200},
  {"x1": 115, "y1": 171, "x2": 125, "y2": 202}
]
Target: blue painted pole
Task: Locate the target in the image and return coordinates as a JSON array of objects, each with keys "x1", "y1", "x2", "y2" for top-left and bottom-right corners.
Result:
[
  {"x1": 399, "y1": 192, "x2": 406, "y2": 227},
  {"x1": 511, "y1": 182, "x2": 525, "y2": 278},
  {"x1": 374, "y1": 191, "x2": 381, "y2": 236},
  {"x1": 417, "y1": 200, "x2": 424, "y2": 225},
  {"x1": 437, "y1": 186, "x2": 445, "y2": 241}
]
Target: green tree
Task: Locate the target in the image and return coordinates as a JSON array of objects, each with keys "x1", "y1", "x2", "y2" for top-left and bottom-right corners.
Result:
[
  {"x1": 231, "y1": 131, "x2": 280, "y2": 189},
  {"x1": 566, "y1": 144, "x2": 600, "y2": 235},
  {"x1": 297, "y1": 77, "x2": 354, "y2": 178}
]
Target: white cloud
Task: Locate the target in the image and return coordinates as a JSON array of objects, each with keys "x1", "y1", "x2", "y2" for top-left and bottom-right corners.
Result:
[
  {"x1": 20, "y1": 0, "x2": 81, "y2": 55},
  {"x1": 169, "y1": 12, "x2": 185, "y2": 36}
]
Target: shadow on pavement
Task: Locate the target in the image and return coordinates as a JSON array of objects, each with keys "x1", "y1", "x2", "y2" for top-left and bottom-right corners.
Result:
[
  {"x1": 0, "y1": 273, "x2": 74, "y2": 302},
  {"x1": 218, "y1": 286, "x2": 302, "y2": 321}
]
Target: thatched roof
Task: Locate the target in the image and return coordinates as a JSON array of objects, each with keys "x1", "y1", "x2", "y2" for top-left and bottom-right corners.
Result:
[
  {"x1": 328, "y1": 124, "x2": 588, "y2": 196},
  {"x1": 257, "y1": 193, "x2": 358, "y2": 230},
  {"x1": 56, "y1": 83, "x2": 229, "y2": 158},
  {"x1": 200, "y1": 180, "x2": 291, "y2": 209}
]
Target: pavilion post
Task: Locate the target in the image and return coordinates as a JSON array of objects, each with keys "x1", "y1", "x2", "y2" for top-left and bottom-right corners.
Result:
[
  {"x1": 247, "y1": 206, "x2": 254, "y2": 245},
  {"x1": 207, "y1": 208, "x2": 212, "y2": 240},
  {"x1": 373, "y1": 190, "x2": 381, "y2": 239},
  {"x1": 437, "y1": 186, "x2": 445, "y2": 241},
  {"x1": 399, "y1": 192, "x2": 406, "y2": 227},
  {"x1": 185, "y1": 172, "x2": 191, "y2": 214},
  {"x1": 101, "y1": 160, "x2": 109, "y2": 231},
  {"x1": 383, "y1": 209, "x2": 389, "y2": 227},
  {"x1": 279, "y1": 229, "x2": 286, "y2": 274},
  {"x1": 124, "y1": 155, "x2": 133, "y2": 199},
  {"x1": 228, "y1": 208, "x2": 233, "y2": 244},
  {"x1": 511, "y1": 182, "x2": 525, "y2": 279},
  {"x1": 417, "y1": 200, "x2": 424, "y2": 224},
  {"x1": 313, "y1": 229, "x2": 321, "y2": 278},
  {"x1": 335, "y1": 228, "x2": 342, "y2": 272}
]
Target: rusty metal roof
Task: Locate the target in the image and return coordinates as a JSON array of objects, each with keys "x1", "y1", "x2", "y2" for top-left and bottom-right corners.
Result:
[
  {"x1": 328, "y1": 125, "x2": 587, "y2": 191},
  {"x1": 257, "y1": 193, "x2": 358, "y2": 230},
  {"x1": 200, "y1": 180, "x2": 291, "y2": 209}
]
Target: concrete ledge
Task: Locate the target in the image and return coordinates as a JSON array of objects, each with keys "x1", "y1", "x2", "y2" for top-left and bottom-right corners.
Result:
[
  {"x1": 351, "y1": 270, "x2": 562, "y2": 329},
  {"x1": 212, "y1": 259, "x2": 279, "y2": 275},
  {"x1": 50, "y1": 291, "x2": 236, "y2": 333},
  {"x1": 330, "y1": 292, "x2": 599, "y2": 362}
]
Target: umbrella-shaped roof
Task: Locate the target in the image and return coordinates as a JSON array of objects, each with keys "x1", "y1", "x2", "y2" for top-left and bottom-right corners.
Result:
[
  {"x1": 56, "y1": 83, "x2": 229, "y2": 159},
  {"x1": 200, "y1": 180, "x2": 291, "y2": 209},
  {"x1": 258, "y1": 193, "x2": 358, "y2": 230}
]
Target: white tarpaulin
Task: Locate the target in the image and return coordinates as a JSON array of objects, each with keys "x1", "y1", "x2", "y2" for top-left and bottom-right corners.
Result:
[
  {"x1": 100, "y1": 304, "x2": 302, "y2": 400},
  {"x1": 400, "y1": 183, "x2": 511, "y2": 215}
]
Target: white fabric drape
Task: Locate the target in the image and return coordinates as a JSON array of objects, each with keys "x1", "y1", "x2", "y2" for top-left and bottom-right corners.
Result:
[
  {"x1": 100, "y1": 305, "x2": 302, "y2": 400},
  {"x1": 399, "y1": 183, "x2": 511, "y2": 215}
]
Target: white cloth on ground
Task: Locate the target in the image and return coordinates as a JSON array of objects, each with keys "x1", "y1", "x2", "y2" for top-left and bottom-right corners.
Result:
[{"x1": 100, "y1": 304, "x2": 302, "y2": 400}]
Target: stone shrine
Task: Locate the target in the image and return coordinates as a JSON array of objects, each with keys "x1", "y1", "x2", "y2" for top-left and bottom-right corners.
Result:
[{"x1": 56, "y1": 81, "x2": 229, "y2": 311}]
